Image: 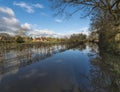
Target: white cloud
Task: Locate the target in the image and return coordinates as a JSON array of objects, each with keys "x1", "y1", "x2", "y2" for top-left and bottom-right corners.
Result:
[
  {"x1": 13, "y1": 2, "x2": 34, "y2": 13},
  {"x1": 0, "y1": 7, "x2": 20, "y2": 34},
  {"x1": 55, "y1": 19, "x2": 63, "y2": 23},
  {"x1": 13, "y1": 2, "x2": 44, "y2": 13},
  {"x1": 21, "y1": 23, "x2": 32, "y2": 30},
  {"x1": 29, "y1": 29, "x2": 55, "y2": 37},
  {"x1": 33, "y1": 3, "x2": 44, "y2": 8},
  {"x1": 67, "y1": 27, "x2": 90, "y2": 36},
  {"x1": 29, "y1": 29, "x2": 64, "y2": 38},
  {"x1": 28, "y1": 27, "x2": 90, "y2": 38},
  {"x1": 0, "y1": 7, "x2": 15, "y2": 17},
  {"x1": 0, "y1": 7, "x2": 32, "y2": 36},
  {"x1": 17, "y1": 23, "x2": 32, "y2": 36},
  {"x1": 2, "y1": 17, "x2": 19, "y2": 26}
]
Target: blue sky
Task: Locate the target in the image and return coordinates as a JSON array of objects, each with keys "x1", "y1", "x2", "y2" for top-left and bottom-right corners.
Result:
[{"x1": 0, "y1": 0, "x2": 90, "y2": 37}]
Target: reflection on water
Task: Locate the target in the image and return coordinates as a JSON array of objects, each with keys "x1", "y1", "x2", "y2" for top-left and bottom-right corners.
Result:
[
  {"x1": 90, "y1": 51, "x2": 120, "y2": 92},
  {"x1": 0, "y1": 43, "x2": 119, "y2": 92},
  {"x1": 0, "y1": 44, "x2": 67, "y2": 75}
]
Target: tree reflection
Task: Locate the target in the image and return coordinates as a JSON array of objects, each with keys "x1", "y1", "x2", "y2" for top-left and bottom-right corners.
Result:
[
  {"x1": 0, "y1": 44, "x2": 68, "y2": 75},
  {"x1": 90, "y1": 51, "x2": 120, "y2": 92}
]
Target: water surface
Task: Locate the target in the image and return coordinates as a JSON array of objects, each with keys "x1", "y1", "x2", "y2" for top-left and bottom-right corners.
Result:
[{"x1": 0, "y1": 44, "x2": 119, "y2": 92}]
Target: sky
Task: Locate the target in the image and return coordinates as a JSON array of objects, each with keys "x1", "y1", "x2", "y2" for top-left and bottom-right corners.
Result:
[{"x1": 0, "y1": 0, "x2": 90, "y2": 38}]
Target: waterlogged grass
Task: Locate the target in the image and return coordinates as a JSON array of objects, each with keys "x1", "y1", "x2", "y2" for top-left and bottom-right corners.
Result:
[{"x1": 0, "y1": 41, "x2": 63, "y2": 50}]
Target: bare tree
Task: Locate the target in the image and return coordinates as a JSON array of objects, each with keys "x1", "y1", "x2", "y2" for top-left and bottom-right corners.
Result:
[{"x1": 50, "y1": 0, "x2": 120, "y2": 19}]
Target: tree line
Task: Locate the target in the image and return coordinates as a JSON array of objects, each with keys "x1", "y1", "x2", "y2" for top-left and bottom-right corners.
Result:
[{"x1": 0, "y1": 32, "x2": 99, "y2": 44}]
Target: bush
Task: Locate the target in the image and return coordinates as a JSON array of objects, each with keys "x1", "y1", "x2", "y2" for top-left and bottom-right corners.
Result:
[{"x1": 16, "y1": 36, "x2": 24, "y2": 43}]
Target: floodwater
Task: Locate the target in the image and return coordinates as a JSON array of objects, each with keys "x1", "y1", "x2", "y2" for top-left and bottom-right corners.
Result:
[{"x1": 0, "y1": 43, "x2": 120, "y2": 92}]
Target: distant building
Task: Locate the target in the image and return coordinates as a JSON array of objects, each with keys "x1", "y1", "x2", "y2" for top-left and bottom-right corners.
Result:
[{"x1": 33, "y1": 37, "x2": 47, "y2": 42}]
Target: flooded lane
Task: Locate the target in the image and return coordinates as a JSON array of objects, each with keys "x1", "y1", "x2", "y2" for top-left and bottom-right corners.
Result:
[{"x1": 0, "y1": 44, "x2": 119, "y2": 92}]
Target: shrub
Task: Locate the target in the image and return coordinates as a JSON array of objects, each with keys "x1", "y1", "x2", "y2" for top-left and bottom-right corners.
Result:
[{"x1": 16, "y1": 36, "x2": 24, "y2": 43}]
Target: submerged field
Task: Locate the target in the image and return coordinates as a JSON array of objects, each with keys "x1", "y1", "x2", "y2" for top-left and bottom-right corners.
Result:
[{"x1": 0, "y1": 43, "x2": 119, "y2": 92}]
